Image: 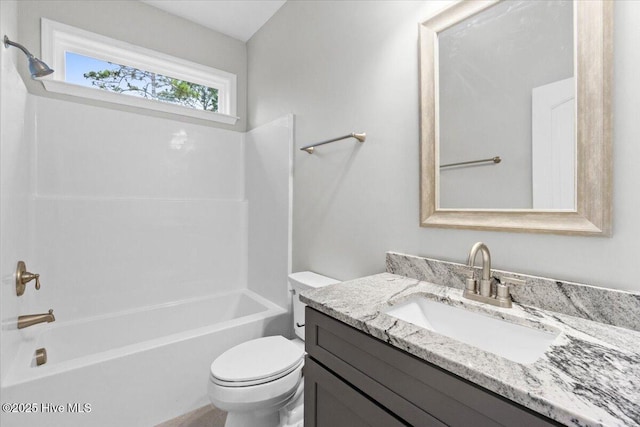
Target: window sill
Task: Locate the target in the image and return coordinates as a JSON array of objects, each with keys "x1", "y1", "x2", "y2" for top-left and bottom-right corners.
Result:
[{"x1": 41, "y1": 80, "x2": 239, "y2": 125}]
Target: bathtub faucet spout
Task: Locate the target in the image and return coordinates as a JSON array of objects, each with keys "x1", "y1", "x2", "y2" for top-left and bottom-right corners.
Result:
[{"x1": 18, "y1": 309, "x2": 55, "y2": 329}]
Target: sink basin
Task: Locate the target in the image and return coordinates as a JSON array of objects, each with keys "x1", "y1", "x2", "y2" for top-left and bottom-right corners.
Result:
[{"x1": 384, "y1": 297, "x2": 559, "y2": 364}]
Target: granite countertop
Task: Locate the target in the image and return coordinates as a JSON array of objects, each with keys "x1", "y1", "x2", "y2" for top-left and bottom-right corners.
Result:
[{"x1": 300, "y1": 273, "x2": 640, "y2": 427}]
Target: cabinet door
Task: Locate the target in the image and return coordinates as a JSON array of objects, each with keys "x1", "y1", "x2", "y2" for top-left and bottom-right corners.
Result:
[{"x1": 304, "y1": 357, "x2": 406, "y2": 427}]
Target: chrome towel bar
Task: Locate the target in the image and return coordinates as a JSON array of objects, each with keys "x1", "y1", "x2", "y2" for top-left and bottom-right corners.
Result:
[
  {"x1": 300, "y1": 132, "x2": 366, "y2": 154},
  {"x1": 440, "y1": 156, "x2": 501, "y2": 168}
]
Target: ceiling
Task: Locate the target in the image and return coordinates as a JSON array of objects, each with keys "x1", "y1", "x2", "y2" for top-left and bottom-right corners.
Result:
[{"x1": 141, "y1": 0, "x2": 287, "y2": 42}]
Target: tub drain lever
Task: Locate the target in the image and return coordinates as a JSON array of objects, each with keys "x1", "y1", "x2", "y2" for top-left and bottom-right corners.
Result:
[{"x1": 36, "y1": 348, "x2": 47, "y2": 366}]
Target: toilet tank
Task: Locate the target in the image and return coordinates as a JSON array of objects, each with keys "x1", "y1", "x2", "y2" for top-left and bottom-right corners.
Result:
[{"x1": 289, "y1": 271, "x2": 340, "y2": 340}]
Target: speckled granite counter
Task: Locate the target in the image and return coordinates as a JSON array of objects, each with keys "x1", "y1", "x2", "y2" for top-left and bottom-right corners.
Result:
[{"x1": 300, "y1": 273, "x2": 640, "y2": 427}]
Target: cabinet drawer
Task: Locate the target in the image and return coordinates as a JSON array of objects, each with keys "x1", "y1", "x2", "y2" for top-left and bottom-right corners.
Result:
[{"x1": 305, "y1": 307, "x2": 559, "y2": 427}]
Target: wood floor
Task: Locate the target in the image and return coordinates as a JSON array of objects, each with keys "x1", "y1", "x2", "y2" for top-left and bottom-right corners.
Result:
[{"x1": 155, "y1": 405, "x2": 227, "y2": 427}]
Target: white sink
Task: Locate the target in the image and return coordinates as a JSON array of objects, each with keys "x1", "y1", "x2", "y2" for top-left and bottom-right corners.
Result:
[{"x1": 384, "y1": 297, "x2": 559, "y2": 364}]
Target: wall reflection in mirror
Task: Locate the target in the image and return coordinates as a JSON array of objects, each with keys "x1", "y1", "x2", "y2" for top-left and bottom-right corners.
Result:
[{"x1": 437, "y1": 1, "x2": 575, "y2": 210}]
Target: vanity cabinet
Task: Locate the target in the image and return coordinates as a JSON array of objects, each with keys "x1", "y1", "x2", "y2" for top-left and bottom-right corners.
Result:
[{"x1": 304, "y1": 307, "x2": 561, "y2": 427}]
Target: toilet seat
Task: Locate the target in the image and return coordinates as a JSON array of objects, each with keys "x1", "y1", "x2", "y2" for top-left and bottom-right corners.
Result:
[
  {"x1": 211, "y1": 359, "x2": 303, "y2": 387},
  {"x1": 208, "y1": 363, "x2": 303, "y2": 413},
  {"x1": 210, "y1": 336, "x2": 304, "y2": 387}
]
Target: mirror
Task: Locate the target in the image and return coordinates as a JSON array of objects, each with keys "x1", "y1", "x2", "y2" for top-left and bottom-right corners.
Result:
[
  {"x1": 438, "y1": 1, "x2": 574, "y2": 210},
  {"x1": 420, "y1": 0, "x2": 612, "y2": 235}
]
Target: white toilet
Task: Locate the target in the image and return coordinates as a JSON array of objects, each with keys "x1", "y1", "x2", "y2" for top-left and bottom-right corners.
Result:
[{"x1": 208, "y1": 272, "x2": 339, "y2": 427}]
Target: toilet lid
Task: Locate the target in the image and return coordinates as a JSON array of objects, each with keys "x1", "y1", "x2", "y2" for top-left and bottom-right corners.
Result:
[{"x1": 210, "y1": 336, "x2": 304, "y2": 385}]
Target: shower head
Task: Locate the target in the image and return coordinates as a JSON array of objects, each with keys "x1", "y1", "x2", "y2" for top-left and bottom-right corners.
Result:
[
  {"x1": 27, "y1": 56, "x2": 54, "y2": 78},
  {"x1": 4, "y1": 35, "x2": 54, "y2": 78}
]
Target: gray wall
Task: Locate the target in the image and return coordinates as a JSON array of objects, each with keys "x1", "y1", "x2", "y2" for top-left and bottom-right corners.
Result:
[
  {"x1": 247, "y1": 0, "x2": 640, "y2": 292},
  {"x1": 438, "y1": 0, "x2": 573, "y2": 209},
  {"x1": 17, "y1": 0, "x2": 247, "y2": 131}
]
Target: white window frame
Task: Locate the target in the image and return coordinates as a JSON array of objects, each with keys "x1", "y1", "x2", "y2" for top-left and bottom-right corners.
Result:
[{"x1": 40, "y1": 18, "x2": 238, "y2": 124}]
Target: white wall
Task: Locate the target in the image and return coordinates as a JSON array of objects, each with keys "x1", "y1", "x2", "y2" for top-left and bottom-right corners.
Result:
[
  {"x1": 247, "y1": 0, "x2": 640, "y2": 292},
  {"x1": 16, "y1": 0, "x2": 248, "y2": 131},
  {"x1": 245, "y1": 115, "x2": 293, "y2": 309},
  {"x1": 31, "y1": 97, "x2": 247, "y2": 320},
  {"x1": 0, "y1": 0, "x2": 36, "y2": 382}
]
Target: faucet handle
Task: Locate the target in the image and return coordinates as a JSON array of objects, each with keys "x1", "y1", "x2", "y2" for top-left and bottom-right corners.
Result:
[
  {"x1": 495, "y1": 283, "x2": 512, "y2": 308},
  {"x1": 499, "y1": 276, "x2": 526, "y2": 287},
  {"x1": 465, "y1": 276, "x2": 477, "y2": 294},
  {"x1": 24, "y1": 272, "x2": 40, "y2": 290},
  {"x1": 496, "y1": 283, "x2": 510, "y2": 299},
  {"x1": 16, "y1": 261, "x2": 42, "y2": 296}
]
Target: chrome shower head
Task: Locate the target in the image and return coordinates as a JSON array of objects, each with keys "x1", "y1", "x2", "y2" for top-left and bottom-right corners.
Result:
[
  {"x1": 4, "y1": 35, "x2": 54, "y2": 78},
  {"x1": 28, "y1": 56, "x2": 54, "y2": 78}
]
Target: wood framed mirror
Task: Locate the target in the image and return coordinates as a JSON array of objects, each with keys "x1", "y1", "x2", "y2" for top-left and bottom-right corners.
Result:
[{"x1": 419, "y1": 0, "x2": 612, "y2": 235}]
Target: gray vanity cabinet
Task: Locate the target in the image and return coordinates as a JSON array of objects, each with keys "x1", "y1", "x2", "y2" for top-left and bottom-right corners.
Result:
[
  {"x1": 304, "y1": 307, "x2": 561, "y2": 427},
  {"x1": 304, "y1": 358, "x2": 406, "y2": 427}
]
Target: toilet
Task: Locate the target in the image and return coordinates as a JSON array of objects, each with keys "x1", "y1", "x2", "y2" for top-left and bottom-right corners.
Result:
[{"x1": 208, "y1": 272, "x2": 339, "y2": 427}]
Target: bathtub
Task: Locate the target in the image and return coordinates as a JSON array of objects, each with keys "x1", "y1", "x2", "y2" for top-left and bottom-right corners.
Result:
[{"x1": 0, "y1": 289, "x2": 289, "y2": 427}]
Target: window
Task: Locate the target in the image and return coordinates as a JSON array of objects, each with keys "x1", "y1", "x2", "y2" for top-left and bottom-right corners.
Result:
[
  {"x1": 65, "y1": 53, "x2": 221, "y2": 112},
  {"x1": 40, "y1": 19, "x2": 238, "y2": 124}
]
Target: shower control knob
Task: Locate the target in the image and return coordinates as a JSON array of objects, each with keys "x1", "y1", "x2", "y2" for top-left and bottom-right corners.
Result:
[
  {"x1": 29, "y1": 273, "x2": 41, "y2": 290},
  {"x1": 16, "y1": 261, "x2": 41, "y2": 296}
]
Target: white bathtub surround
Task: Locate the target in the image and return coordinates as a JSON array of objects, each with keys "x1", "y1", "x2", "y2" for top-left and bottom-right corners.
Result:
[
  {"x1": 31, "y1": 96, "x2": 247, "y2": 320},
  {"x1": 386, "y1": 252, "x2": 640, "y2": 332},
  {"x1": 0, "y1": 0, "x2": 36, "y2": 383},
  {"x1": 300, "y1": 273, "x2": 640, "y2": 427},
  {"x1": 34, "y1": 197, "x2": 247, "y2": 319},
  {"x1": 246, "y1": 114, "x2": 294, "y2": 309},
  {"x1": 2, "y1": 289, "x2": 288, "y2": 426},
  {"x1": 34, "y1": 97, "x2": 244, "y2": 200}
]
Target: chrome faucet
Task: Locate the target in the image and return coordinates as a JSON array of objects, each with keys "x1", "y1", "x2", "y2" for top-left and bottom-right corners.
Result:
[
  {"x1": 463, "y1": 243, "x2": 512, "y2": 308},
  {"x1": 18, "y1": 309, "x2": 55, "y2": 329}
]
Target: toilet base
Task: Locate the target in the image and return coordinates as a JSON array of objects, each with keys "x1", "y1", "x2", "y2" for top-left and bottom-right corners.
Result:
[
  {"x1": 278, "y1": 380, "x2": 304, "y2": 427},
  {"x1": 221, "y1": 380, "x2": 305, "y2": 427}
]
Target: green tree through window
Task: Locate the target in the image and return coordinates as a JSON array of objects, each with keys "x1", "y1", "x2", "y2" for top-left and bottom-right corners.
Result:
[{"x1": 83, "y1": 64, "x2": 219, "y2": 112}]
